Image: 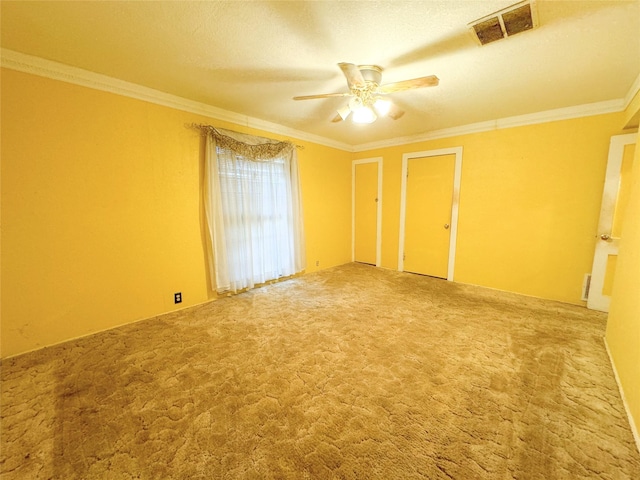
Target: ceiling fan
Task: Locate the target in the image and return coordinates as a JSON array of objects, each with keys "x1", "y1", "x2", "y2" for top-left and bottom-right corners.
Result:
[{"x1": 293, "y1": 63, "x2": 439, "y2": 124}]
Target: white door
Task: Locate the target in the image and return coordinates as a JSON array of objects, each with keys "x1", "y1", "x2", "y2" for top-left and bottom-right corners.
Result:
[{"x1": 587, "y1": 133, "x2": 636, "y2": 312}]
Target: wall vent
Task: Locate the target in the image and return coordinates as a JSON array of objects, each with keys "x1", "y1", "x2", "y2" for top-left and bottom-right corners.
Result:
[
  {"x1": 581, "y1": 274, "x2": 592, "y2": 301},
  {"x1": 469, "y1": 0, "x2": 539, "y2": 46}
]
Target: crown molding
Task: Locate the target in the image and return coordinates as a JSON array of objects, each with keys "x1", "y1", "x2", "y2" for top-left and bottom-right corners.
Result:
[
  {"x1": 496, "y1": 99, "x2": 625, "y2": 129},
  {"x1": 2, "y1": 48, "x2": 632, "y2": 154},
  {"x1": 0, "y1": 49, "x2": 353, "y2": 152},
  {"x1": 353, "y1": 99, "x2": 626, "y2": 152},
  {"x1": 624, "y1": 72, "x2": 640, "y2": 108}
]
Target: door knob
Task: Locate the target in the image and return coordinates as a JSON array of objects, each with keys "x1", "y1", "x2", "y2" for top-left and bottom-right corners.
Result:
[
  {"x1": 444, "y1": 224, "x2": 450, "y2": 229},
  {"x1": 600, "y1": 234, "x2": 610, "y2": 241}
]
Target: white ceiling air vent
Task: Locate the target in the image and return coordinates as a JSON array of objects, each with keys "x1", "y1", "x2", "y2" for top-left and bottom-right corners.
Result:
[{"x1": 469, "y1": 0, "x2": 539, "y2": 46}]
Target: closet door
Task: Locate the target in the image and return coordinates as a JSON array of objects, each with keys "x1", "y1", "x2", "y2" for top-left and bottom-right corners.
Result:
[
  {"x1": 353, "y1": 159, "x2": 382, "y2": 266},
  {"x1": 403, "y1": 154, "x2": 456, "y2": 279},
  {"x1": 588, "y1": 133, "x2": 636, "y2": 311}
]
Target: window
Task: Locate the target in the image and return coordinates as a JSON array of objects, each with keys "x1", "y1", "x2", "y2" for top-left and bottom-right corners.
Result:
[{"x1": 203, "y1": 127, "x2": 305, "y2": 293}]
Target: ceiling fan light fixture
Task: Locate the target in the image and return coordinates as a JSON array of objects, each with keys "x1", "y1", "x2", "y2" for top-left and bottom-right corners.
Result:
[
  {"x1": 348, "y1": 96, "x2": 364, "y2": 111},
  {"x1": 293, "y1": 62, "x2": 438, "y2": 125},
  {"x1": 352, "y1": 106, "x2": 377, "y2": 124},
  {"x1": 337, "y1": 104, "x2": 351, "y2": 120},
  {"x1": 374, "y1": 98, "x2": 392, "y2": 116}
]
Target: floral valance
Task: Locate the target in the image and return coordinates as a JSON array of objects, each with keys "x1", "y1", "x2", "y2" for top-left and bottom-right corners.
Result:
[{"x1": 192, "y1": 124, "x2": 298, "y2": 160}]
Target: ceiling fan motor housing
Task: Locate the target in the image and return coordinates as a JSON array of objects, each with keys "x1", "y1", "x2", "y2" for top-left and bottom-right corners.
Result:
[
  {"x1": 352, "y1": 65, "x2": 384, "y2": 109},
  {"x1": 358, "y1": 65, "x2": 383, "y2": 86}
]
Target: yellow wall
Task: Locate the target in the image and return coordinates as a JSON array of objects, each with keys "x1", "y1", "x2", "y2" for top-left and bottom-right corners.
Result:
[
  {"x1": 1, "y1": 63, "x2": 635, "y2": 366},
  {"x1": 355, "y1": 113, "x2": 627, "y2": 304},
  {"x1": 0, "y1": 68, "x2": 352, "y2": 358},
  {"x1": 298, "y1": 142, "x2": 352, "y2": 272},
  {"x1": 606, "y1": 126, "x2": 640, "y2": 436}
]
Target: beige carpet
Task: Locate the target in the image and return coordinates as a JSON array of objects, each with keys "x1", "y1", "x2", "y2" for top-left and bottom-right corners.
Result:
[{"x1": 2, "y1": 263, "x2": 639, "y2": 479}]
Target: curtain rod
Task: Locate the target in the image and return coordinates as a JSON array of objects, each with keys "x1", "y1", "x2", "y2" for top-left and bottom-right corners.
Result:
[{"x1": 188, "y1": 123, "x2": 304, "y2": 150}]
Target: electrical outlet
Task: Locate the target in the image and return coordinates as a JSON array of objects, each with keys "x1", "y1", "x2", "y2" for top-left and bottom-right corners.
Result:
[
  {"x1": 316, "y1": 260, "x2": 319, "y2": 267},
  {"x1": 174, "y1": 292, "x2": 182, "y2": 304}
]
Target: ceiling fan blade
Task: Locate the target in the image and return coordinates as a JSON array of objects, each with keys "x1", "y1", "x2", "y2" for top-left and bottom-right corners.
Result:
[
  {"x1": 378, "y1": 75, "x2": 439, "y2": 94},
  {"x1": 388, "y1": 103, "x2": 405, "y2": 120},
  {"x1": 293, "y1": 92, "x2": 351, "y2": 100},
  {"x1": 338, "y1": 62, "x2": 365, "y2": 88}
]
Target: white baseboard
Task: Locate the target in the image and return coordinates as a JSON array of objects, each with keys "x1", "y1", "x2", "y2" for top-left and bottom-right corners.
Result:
[{"x1": 604, "y1": 336, "x2": 640, "y2": 454}]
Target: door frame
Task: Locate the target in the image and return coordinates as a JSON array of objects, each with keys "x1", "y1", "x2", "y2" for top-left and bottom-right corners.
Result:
[
  {"x1": 587, "y1": 133, "x2": 637, "y2": 311},
  {"x1": 398, "y1": 147, "x2": 463, "y2": 281},
  {"x1": 352, "y1": 157, "x2": 383, "y2": 267}
]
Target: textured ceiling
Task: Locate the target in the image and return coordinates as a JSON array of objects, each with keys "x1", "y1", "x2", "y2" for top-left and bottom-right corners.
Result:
[{"x1": 2, "y1": 1, "x2": 639, "y2": 147}]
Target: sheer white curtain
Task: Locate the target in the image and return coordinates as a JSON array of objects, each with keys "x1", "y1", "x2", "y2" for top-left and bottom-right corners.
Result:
[{"x1": 203, "y1": 128, "x2": 305, "y2": 293}]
